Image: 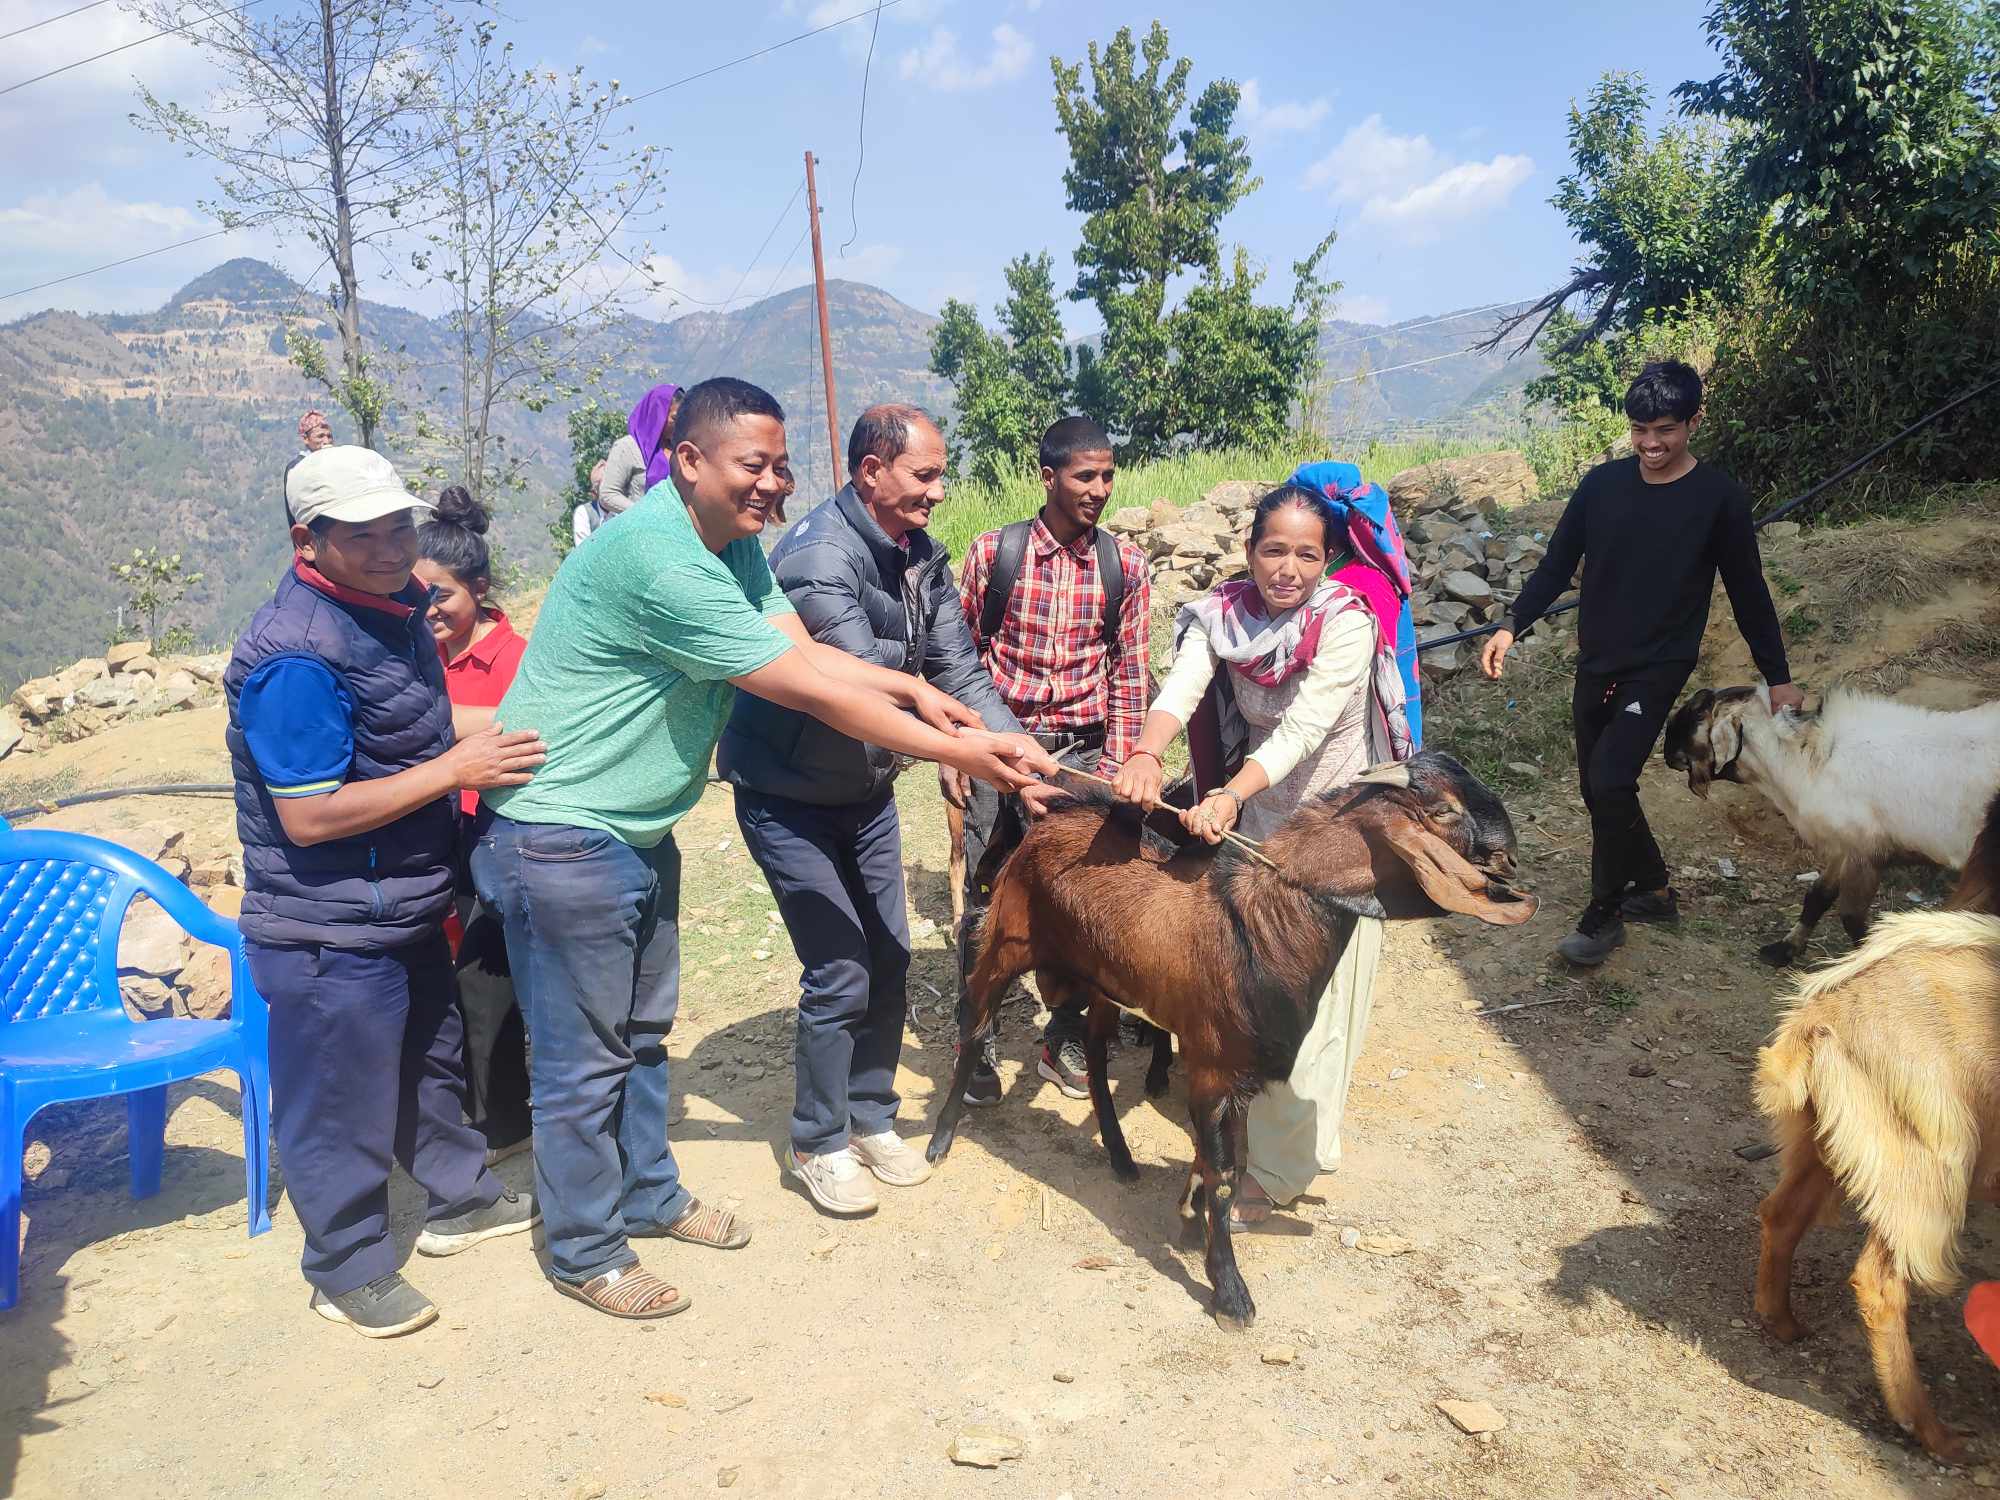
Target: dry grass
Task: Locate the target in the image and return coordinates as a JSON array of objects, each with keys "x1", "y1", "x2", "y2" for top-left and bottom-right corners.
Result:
[
  {"x1": 1800, "y1": 524, "x2": 2000, "y2": 613},
  {"x1": 1851, "y1": 605, "x2": 2000, "y2": 694}
]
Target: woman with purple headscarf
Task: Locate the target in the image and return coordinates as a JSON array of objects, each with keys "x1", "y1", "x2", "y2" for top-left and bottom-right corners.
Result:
[{"x1": 598, "y1": 382, "x2": 682, "y2": 516}]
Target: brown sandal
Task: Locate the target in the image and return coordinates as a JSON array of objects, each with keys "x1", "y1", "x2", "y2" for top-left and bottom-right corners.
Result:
[
  {"x1": 664, "y1": 1197, "x2": 752, "y2": 1250},
  {"x1": 554, "y1": 1265, "x2": 690, "y2": 1320}
]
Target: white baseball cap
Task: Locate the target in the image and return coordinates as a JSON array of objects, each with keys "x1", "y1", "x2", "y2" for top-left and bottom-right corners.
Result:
[{"x1": 287, "y1": 445, "x2": 430, "y2": 527}]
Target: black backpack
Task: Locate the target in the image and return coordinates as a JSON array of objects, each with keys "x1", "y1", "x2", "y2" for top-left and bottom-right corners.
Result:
[{"x1": 977, "y1": 519, "x2": 1127, "y2": 652}]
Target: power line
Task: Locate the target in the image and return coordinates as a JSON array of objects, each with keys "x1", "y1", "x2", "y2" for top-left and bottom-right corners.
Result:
[
  {"x1": 0, "y1": 0, "x2": 272, "y2": 99},
  {"x1": 680, "y1": 179, "x2": 807, "y2": 375},
  {"x1": 1323, "y1": 295, "x2": 1539, "y2": 352},
  {"x1": 0, "y1": 227, "x2": 235, "y2": 303},
  {"x1": 0, "y1": 0, "x2": 119, "y2": 44},
  {"x1": 840, "y1": 0, "x2": 885, "y2": 256},
  {"x1": 619, "y1": 0, "x2": 907, "y2": 111},
  {"x1": 1328, "y1": 346, "x2": 1482, "y2": 385}
]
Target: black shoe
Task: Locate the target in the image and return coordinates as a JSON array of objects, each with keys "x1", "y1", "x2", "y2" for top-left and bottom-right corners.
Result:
[
  {"x1": 1556, "y1": 904, "x2": 1627, "y2": 966},
  {"x1": 961, "y1": 1036, "x2": 1002, "y2": 1107},
  {"x1": 1037, "y1": 1039, "x2": 1090, "y2": 1099},
  {"x1": 1622, "y1": 886, "x2": 1681, "y2": 926},
  {"x1": 415, "y1": 1186, "x2": 540, "y2": 1257},
  {"x1": 310, "y1": 1273, "x2": 438, "y2": 1338}
]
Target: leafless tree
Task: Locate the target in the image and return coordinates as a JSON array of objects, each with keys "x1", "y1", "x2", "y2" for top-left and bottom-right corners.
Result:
[
  {"x1": 409, "y1": 18, "x2": 667, "y2": 501},
  {"x1": 128, "y1": 0, "x2": 457, "y2": 448}
]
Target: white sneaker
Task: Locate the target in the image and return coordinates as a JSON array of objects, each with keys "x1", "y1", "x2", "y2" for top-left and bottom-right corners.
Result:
[
  {"x1": 850, "y1": 1129, "x2": 933, "y2": 1187},
  {"x1": 787, "y1": 1147, "x2": 880, "y2": 1216}
]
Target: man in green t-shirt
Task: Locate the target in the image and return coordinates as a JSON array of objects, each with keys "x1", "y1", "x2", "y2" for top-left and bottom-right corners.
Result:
[{"x1": 470, "y1": 377, "x2": 1056, "y2": 1320}]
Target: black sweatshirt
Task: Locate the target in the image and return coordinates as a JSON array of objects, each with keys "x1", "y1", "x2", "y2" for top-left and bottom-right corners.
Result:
[{"x1": 1508, "y1": 456, "x2": 1792, "y2": 685}]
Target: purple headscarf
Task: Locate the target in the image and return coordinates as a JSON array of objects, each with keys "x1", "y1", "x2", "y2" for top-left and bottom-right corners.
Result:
[{"x1": 629, "y1": 382, "x2": 682, "y2": 491}]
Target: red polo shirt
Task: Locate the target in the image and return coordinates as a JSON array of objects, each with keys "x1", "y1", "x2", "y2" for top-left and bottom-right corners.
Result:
[{"x1": 443, "y1": 610, "x2": 527, "y2": 815}]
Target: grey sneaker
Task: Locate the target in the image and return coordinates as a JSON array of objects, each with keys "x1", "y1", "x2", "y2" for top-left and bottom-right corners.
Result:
[
  {"x1": 1622, "y1": 887, "x2": 1681, "y2": 926},
  {"x1": 1557, "y1": 907, "x2": 1627, "y2": 966},
  {"x1": 1037, "y1": 1039, "x2": 1090, "y2": 1099},
  {"x1": 850, "y1": 1129, "x2": 933, "y2": 1187},
  {"x1": 310, "y1": 1273, "x2": 438, "y2": 1338},
  {"x1": 415, "y1": 1186, "x2": 540, "y2": 1257},
  {"x1": 788, "y1": 1147, "x2": 880, "y2": 1216}
]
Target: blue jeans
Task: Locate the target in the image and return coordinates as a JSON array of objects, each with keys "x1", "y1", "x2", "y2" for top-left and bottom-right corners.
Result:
[
  {"x1": 734, "y1": 787, "x2": 911, "y2": 1157},
  {"x1": 248, "y1": 931, "x2": 499, "y2": 1296},
  {"x1": 469, "y1": 816, "x2": 689, "y2": 1284}
]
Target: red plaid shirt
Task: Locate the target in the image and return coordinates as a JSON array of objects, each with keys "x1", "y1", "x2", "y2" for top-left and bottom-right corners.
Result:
[{"x1": 958, "y1": 518, "x2": 1151, "y2": 775}]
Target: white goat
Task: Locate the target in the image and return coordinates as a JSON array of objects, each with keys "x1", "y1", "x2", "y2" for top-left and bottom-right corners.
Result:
[{"x1": 1662, "y1": 685, "x2": 2000, "y2": 966}]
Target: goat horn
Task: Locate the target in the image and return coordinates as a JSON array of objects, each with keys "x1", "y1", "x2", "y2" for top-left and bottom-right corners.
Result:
[{"x1": 1353, "y1": 762, "x2": 1412, "y2": 788}]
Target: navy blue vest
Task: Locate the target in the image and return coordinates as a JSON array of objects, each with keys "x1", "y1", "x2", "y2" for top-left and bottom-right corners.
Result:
[{"x1": 225, "y1": 564, "x2": 457, "y2": 948}]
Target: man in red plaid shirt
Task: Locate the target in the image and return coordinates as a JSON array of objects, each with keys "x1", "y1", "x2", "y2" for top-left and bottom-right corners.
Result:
[{"x1": 951, "y1": 415, "x2": 1151, "y2": 1104}]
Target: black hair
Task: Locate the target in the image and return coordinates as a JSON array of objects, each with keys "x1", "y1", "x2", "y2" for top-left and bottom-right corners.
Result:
[
  {"x1": 416, "y1": 485, "x2": 492, "y2": 589},
  {"x1": 1039, "y1": 415, "x2": 1114, "y2": 473},
  {"x1": 1624, "y1": 360, "x2": 1703, "y2": 424},
  {"x1": 1247, "y1": 482, "x2": 1341, "y2": 552},
  {"x1": 669, "y1": 376, "x2": 786, "y2": 452},
  {"x1": 846, "y1": 403, "x2": 937, "y2": 478}
]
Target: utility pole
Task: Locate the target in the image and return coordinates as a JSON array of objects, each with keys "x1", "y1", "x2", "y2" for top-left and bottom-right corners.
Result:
[{"x1": 804, "y1": 149, "x2": 843, "y2": 489}]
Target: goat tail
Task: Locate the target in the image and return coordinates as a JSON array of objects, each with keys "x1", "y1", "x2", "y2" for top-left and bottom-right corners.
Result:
[{"x1": 1757, "y1": 999, "x2": 1979, "y2": 1296}]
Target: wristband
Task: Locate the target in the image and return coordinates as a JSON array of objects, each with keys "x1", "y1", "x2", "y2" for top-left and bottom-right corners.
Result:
[
  {"x1": 1126, "y1": 748, "x2": 1163, "y2": 769},
  {"x1": 1207, "y1": 787, "x2": 1245, "y2": 814}
]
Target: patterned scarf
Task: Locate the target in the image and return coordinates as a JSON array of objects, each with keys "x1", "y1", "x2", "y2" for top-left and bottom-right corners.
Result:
[{"x1": 1177, "y1": 576, "x2": 1414, "y2": 765}]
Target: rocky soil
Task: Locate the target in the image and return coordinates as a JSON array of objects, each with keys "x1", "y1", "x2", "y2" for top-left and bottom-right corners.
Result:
[{"x1": 3, "y1": 478, "x2": 1999, "y2": 1500}]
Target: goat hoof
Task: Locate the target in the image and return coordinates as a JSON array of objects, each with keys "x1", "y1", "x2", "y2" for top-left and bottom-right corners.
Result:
[
  {"x1": 1211, "y1": 1303, "x2": 1256, "y2": 1333},
  {"x1": 1144, "y1": 1072, "x2": 1170, "y2": 1099},
  {"x1": 1759, "y1": 1311, "x2": 1807, "y2": 1345},
  {"x1": 1110, "y1": 1158, "x2": 1141, "y2": 1184},
  {"x1": 1756, "y1": 941, "x2": 1797, "y2": 969},
  {"x1": 1914, "y1": 1420, "x2": 1968, "y2": 1465},
  {"x1": 924, "y1": 1135, "x2": 953, "y2": 1165}
]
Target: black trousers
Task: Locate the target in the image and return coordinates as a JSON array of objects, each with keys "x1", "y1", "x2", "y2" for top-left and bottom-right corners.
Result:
[
  {"x1": 1572, "y1": 667, "x2": 1689, "y2": 911},
  {"x1": 456, "y1": 902, "x2": 532, "y2": 1153}
]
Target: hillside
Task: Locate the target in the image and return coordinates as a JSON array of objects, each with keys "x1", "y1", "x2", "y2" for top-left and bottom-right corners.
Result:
[
  {"x1": 1318, "y1": 300, "x2": 1548, "y2": 439},
  {"x1": 0, "y1": 260, "x2": 1546, "y2": 692},
  {"x1": 0, "y1": 261, "x2": 949, "y2": 691}
]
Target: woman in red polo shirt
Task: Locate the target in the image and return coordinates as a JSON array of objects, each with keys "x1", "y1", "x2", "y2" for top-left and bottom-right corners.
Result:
[{"x1": 415, "y1": 487, "x2": 531, "y2": 1166}]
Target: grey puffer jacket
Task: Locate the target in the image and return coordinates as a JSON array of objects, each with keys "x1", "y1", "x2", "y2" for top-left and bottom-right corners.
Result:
[{"x1": 718, "y1": 485, "x2": 1021, "y2": 806}]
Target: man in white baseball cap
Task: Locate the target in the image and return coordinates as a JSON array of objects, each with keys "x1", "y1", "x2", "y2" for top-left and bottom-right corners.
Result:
[{"x1": 229, "y1": 443, "x2": 549, "y2": 1337}]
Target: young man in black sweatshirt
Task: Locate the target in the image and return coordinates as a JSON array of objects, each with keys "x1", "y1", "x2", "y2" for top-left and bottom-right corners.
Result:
[{"x1": 1481, "y1": 361, "x2": 1806, "y2": 964}]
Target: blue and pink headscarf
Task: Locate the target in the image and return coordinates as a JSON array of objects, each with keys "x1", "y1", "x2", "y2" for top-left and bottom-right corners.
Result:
[
  {"x1": 1289, "y1": 459, "x2": 1423, "y2": 749},
  {"x1": 629, "y1": 382, "x2": 682, "y2": 491}
]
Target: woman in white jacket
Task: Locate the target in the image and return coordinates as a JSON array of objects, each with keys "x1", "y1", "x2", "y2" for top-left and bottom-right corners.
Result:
[{"x1": 1114, "y1": 482, "x2": 1413, "y2": 1224}]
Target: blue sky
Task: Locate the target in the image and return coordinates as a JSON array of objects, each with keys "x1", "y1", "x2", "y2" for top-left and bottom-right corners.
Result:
[{"x1": 0, "y1": 0, "x2": 1729, "y2": 334}]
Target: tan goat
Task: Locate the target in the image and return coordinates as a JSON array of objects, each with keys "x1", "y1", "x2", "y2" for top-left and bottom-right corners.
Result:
[{"x1": 1753, "y1": 909, "x2": 2000, "y2": 1460}]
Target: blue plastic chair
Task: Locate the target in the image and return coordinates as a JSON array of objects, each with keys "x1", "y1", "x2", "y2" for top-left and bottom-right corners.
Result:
[{"x1": 0, "y1": 823, "x2": 271, "y2": 1310}]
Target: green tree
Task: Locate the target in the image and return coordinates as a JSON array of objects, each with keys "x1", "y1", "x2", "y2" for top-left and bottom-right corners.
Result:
[
  {"x1": 1051, "y1": 22, "x2": 1255, "y2": 460},
  {"x1": 1482, "y1": 72, "x2": 1753, "y2": 356},
  {"x1": 1676, "y1": 0, "x2": 2000, "y2": 305},
  {"x1": 1050, "y1": 22, "x2": 1332, "y2": 460},
  {"x1": 929, "y1": 253, "x2": 1075, "y2": 485},
  {"x1": 550, "y1": 401, "x2": 628, "y2": 556},
  {"x1": 110, "y1": 547, "x2": 205, "y2": 650}
]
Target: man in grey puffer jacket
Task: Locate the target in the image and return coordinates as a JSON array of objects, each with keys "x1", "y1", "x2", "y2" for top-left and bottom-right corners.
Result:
[{"x1": 719, "y1": 405, "x2": 1033, "y2": 1216}]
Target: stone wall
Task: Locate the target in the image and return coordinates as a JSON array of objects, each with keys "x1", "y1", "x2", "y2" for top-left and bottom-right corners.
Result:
[
  {"x1": 1103, "y1": 450, "x2": 1576, "y2": 686},
  {"x1": 3, "y1": 639, "x2": 227, "y2": 762}
]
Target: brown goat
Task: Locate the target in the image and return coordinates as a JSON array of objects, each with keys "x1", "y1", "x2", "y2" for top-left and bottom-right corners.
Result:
[
  {"x1": 926, "y1": 750, "x2": 1536, "y2": 1330},
  {"x1": 1752, "y1": 792, "x2": 2000, "y2": 1461}
]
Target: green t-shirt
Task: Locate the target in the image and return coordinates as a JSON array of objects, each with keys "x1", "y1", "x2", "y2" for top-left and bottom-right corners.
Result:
[{"x1": 485, "y1": 492, "x2": 795, "y2": 847}]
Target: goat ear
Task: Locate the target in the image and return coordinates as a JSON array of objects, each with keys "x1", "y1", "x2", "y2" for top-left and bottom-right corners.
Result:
[
  {"x1": 1353, "y1": 761, "x2": 1412, "y2": 788},
  {"x1": 1383, "y1": 822, "x2": 1538, "y2": 927}
]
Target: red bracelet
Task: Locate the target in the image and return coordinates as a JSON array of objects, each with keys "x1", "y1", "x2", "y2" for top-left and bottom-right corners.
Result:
[{"x1": 1126, "y1": 748, "x2": 1162, "y2": 768}]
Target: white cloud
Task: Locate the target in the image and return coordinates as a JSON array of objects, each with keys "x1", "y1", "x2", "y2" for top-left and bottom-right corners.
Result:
[
  {"x1": 629, "y1": 242, "x2": 906, "y2": 322},
  {"x1": 1304, "y1": 113, "x2": 1533, "y2": 244},
  {"x1": 1238, "y1": 79, "x2": 1329, "y2": 140},
  {"x1": 804, "y1": 0, "x2": 951, "y2": 61},
  {"x1": 0, "y1": 183, "x2": 205, "y2": 258},
  {"x1": 897, "y1": 23, "x2": 1031, "y2": 92}
]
